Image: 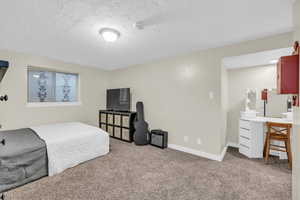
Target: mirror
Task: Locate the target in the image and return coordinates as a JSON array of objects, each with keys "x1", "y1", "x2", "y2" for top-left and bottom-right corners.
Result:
[
  {"x1": 0, "y1": 60, "x2": 9, "y2": 83},
  {"x1": 245, "y1": 89, "x2": 257, "y2": 111},
  {"x1": 255, "y1": 89, "x2": 290, "y2": 118},
  {"x1": 266, "y1": 89, "x2": 290, "y2": 118}
]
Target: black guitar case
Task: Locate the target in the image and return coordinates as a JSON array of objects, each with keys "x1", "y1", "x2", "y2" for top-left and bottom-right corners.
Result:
[{"x1": 134, "y1": 102, "x2": 149, "y2": 145}]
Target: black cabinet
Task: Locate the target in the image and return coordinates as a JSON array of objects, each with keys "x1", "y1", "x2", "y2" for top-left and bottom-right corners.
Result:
[{"x1": 99, "y1": 110, "x2": 136, "y2": 142}]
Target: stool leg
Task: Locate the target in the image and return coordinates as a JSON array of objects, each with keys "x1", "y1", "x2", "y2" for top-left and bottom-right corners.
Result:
[
  {"x1": 284, "y1": 140, "x2": 288, "y2": 160},
  {"x1": 286, "y1": 139, "x2": 293, "y2": 169},
  {"x1": 263, "y1": 135, "x2": 268, "y2": 158},
  {"x1": 265, "y1": 134, "x2": 271, "y2": 163}
]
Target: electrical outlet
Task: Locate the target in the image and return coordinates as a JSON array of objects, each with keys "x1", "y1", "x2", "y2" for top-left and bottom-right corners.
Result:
[
  {"x1": 184, "y1": 136, "x2": 189, "y2": 143},
  {"x1": 197, "y1": 138, "x2": 202, "y2": 145}
]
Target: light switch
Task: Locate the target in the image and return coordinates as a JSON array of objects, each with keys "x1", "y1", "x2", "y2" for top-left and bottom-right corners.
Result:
[{"x1": 209, "y1": 91, "x2": 214, "y2": 100}]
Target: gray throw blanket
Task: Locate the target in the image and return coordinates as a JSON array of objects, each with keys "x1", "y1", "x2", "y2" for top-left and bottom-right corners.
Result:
[{"x1": 0, "y1": 128, "x2": 48, "y2": 193}]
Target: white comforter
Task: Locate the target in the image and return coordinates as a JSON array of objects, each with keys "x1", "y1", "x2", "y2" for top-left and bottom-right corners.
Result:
[{"x1": 30, "y1": 122, "x2": 109, "y2": 176}]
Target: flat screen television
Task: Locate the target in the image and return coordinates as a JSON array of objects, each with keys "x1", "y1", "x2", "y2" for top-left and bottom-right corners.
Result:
[{"x1": 106, "y1": 88, "x2": 131, "y2": 112}]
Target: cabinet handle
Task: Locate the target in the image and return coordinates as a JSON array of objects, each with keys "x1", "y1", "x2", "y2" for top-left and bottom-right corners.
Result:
[
  {"x1": 240, "y1": 135, "x2": 250, "y2": 140},
  {"x1": 240, "y1": 119, "x2": 250, "y2": 122},
  {"x1": 240, "y1": 144, "x2": 249, "y2": 149},
  {"x1": 240, "y1": 127, "x2": 250, "y2": 131}
]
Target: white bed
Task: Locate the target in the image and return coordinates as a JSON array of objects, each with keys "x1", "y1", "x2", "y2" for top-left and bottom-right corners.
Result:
[{"x1": 30, "y1": 122, "x2": 109, "y2": 176}]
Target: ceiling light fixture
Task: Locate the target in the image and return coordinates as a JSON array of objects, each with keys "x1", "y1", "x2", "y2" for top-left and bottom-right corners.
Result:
[
  {"x1": 269, "y1": 59, "x2": 279, "y2": 64},
  {"x1": 99, "y1": 28, "x2": 120, "y2": 42}
]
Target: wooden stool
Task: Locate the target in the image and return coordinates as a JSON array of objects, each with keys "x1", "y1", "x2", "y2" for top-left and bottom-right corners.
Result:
[{"x1": 263, "y1": 122, "x2": 292, "y2": 169}]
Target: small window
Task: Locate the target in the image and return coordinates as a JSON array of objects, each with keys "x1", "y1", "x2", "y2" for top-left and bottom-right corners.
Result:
[{"x1": 28, "y1": 67, "x2": 79, "y2": 103}]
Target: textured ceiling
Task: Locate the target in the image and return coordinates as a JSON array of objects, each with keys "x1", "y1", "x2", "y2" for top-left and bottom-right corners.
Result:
[{"x1": 0, "y1": 0, "x2": 294, "y2": 70}]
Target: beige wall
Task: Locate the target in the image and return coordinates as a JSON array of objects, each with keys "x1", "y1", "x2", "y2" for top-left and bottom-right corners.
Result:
[
  {"x1": 109, "y1": 33, "x2": 293, "y2": 156},
  {"x1": 227, "y1": 65, "x2": 277, "y2": 144},
  {"x1": 0, "y1": 50, "x2": 109, "y2": 130},
  {"x1": 109, "y1": 51, "x2": 224, "y2": 155},
  {"x1": 293, "y1": 0, "x2": 300, "y2": 199}
]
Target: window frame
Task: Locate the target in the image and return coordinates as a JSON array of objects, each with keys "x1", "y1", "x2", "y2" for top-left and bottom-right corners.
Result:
[{"x1": 26, "y1": 66, "x2": 81, "y2": 107}]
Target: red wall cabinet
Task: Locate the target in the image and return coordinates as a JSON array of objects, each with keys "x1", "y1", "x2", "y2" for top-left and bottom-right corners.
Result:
[{"x1": 277, "y1": 55, "x2": 299, "y2": 94}]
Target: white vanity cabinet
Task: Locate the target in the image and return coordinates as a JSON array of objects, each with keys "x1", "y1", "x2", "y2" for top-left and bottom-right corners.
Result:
[
  {"x1": 239, "y1": 117, "x2": 293, "y2": 159},
  {"x1": 239, "y1": 119, "x2": 264, "y2": 158}
]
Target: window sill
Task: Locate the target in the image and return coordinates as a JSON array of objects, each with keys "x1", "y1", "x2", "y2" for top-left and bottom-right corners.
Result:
[{"x1": 26, "y1": 102, "x2": 82, "y2": 108}]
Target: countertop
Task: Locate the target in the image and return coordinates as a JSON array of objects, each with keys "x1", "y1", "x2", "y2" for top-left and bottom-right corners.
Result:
[{"x1": 241, "y1": 116, "x2": 293, "y2": 124}]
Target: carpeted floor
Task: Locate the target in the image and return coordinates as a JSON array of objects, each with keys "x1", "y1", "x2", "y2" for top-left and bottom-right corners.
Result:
[{"x1": 5, "y1": 139, "x2": 291, "y2": 200}]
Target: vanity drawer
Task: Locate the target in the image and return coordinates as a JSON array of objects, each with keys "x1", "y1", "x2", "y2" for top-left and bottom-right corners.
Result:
[
  {"x1": 239, "y1": 144, "x2": 251, "y2": 157},
  {"x1": 239, "y1": 136, "x2": 250, "y2": 147},
  {"x1": 239, "y1": 119, "x2": 250, "y2": 130},
  {"x1": 239, "y1": 128, "x2": 251, "y2": 139}
]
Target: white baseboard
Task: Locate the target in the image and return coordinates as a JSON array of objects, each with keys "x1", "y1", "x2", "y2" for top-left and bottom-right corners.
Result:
[
  {"x1": 219, "y1": 145, "x2": 228, "y2": 161},
  {"x1": 227, "y1": 142, "x2": 239, "y2": 148},
  {"x1": 168, "y1": 143, "x2": 240, "y2": 162},
  {"x1": 168, "y1": 144, "x2": 228, "y2": 162}
]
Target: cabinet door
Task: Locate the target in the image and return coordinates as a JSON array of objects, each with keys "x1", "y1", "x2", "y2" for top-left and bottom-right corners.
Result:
[
  {"x1": 122, "y1": 129, "x2": 130, "y2": 141},
  {"x1": 107, "y1": 114, "x2": 114, "y2": 125},
  {"x1": 100, "y1": 113, "x2": 107, "y2": 123},
  {"x1": 114, "y1": 127, "x2": 121, "y2": 138},
  {"x1": 114, "y1": 115, "x2": 121, "y2": 126},
  {"x1": 122, "y1": 116, "x2": 130, "y2": 128},
  {"x1": 100, "y1": 124, "x2": 107, "y2": 131},
  {"x1": 277, "y1": 55, "x2": 299, "y2": 94},
  {"x1": 107, "y1": 125, "x2": 114, "y2": 136}
]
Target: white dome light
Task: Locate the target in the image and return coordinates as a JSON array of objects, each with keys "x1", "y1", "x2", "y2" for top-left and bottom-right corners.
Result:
[{"x1": 99, "y1": 28, "x2": 120, "y2": 42}]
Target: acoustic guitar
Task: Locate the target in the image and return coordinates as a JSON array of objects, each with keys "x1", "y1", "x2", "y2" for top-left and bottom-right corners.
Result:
[{"x1": 134, "y1": 102, "x2": 149, "y2": 145}]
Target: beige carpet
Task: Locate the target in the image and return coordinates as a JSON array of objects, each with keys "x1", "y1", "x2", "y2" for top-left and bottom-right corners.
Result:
[{"x1": 5, "y1": 139, "x2": 291, "y2": 200}]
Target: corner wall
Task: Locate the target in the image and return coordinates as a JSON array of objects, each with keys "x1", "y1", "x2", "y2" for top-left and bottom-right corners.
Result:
[
  {"x1": 0, "y1": 50, "x2": 109, "y2": 130},
  {"x1": 109, "y1": 33, "x2": 293, "y2": 156},
  {"x1": 293, "y1": 0, "x2": 300, "y2": 199},
  {"x1": 221, "y1": 65, "x2": 228, "y2": 149}
]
